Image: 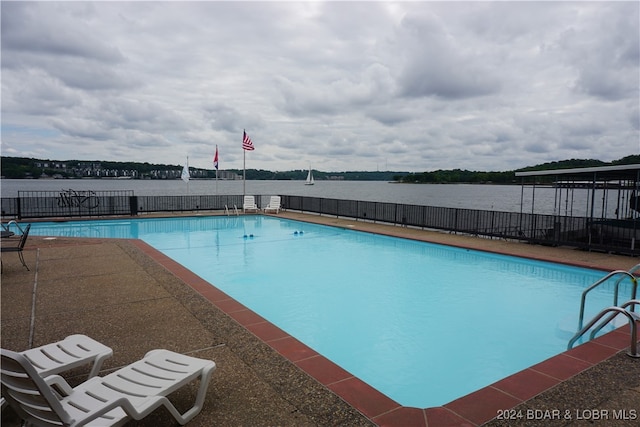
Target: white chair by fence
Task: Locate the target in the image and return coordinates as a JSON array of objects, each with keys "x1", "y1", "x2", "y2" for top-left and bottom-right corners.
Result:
[
  {"x1": 263, "y1": 196, "x2": 282, "y2": 214},
  {"x1": 243, "y1": 196, "x2": 259, "y2": 213}
]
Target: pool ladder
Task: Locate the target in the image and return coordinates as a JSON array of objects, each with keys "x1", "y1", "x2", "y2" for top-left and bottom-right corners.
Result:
[
  {"x1": 568, "y1": 300, "x2": 639, "y2": 357},
  {"x1": 567, "y1": 264, "x2": 640, "y2": 358},
  {"x1": 576, "y1": 265, "x2": 639, "y2": 330},
  {"x1": 225, "y1": 205, "x2": 239, "y2": 216}
]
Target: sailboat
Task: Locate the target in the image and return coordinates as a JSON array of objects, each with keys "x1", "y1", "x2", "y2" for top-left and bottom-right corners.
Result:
[
  {"x1": 181, "y1": 158, "x2": 190, "y2": 183},
  {"x1": 305, "y1": 166, "x2": 315, "y2": 185},
  {"x1": 181, "y1": 156, "x2": 190, "y2": 194}
]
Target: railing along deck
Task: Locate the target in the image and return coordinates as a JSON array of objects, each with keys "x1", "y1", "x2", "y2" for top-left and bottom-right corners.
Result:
[{"x1": 1, "y1": 192, "x2": 638, "y2": 255}]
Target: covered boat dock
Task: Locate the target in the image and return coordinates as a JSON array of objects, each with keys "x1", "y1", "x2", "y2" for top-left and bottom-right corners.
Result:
[{"x1": 516, "y1": 164, "x2": 640, "y2": 255}]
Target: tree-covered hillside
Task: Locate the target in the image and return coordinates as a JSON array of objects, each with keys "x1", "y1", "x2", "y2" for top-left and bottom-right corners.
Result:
[
  {"x1": 397, "y1": 155, "x2": 640, "y2": 184},
  {"x1": 0, "y1": 156, "x2": 407, "y2": 181},
  {"x1": 1, "y1": 155, "x2": 638, "y2": 182}
]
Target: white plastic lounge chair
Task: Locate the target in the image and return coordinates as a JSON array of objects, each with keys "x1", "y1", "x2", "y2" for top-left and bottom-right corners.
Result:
[
  {"x1": 0, "y1": 335, "x2": 113, "y2": 412},
  {"x1": 263, "y1": 196, "x2": 282, "y2": 214},
  {"x1": 1, "y1": 348, "x2": 216, "y2": 426},
  {"x1": 243, "y1": 195, "x2": 259, "y2": 213}
]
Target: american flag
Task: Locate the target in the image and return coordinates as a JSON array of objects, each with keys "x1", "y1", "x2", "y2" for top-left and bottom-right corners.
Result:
[
  {"x1": 242, "y1": 130, "x2": 255, "y2": 151},
  {"x1": 213, "y1": 145, "x2": 219, "y2": 170}
]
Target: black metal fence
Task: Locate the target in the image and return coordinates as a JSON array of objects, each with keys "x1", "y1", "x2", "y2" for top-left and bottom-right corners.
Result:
[
  {"x1": 281, "y1": 195, "x2": 639, "y2": 255},
  {"x1": 8, "y1": 190, "x2": 136, "y2": 218},
  {"x1": 0, "y1": 191, "x2": 249, "y2": 219},
  {"x1": 2, "y1": 192, "x2": 638, "y2": 255},
  {"x1": 135, "y1": 195, "x2": 245, "y2": 214}
]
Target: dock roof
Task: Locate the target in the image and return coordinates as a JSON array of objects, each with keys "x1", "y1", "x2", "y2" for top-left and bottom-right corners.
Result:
[{"x1": 515, "y1": 164, "x2": 640, "y2": 181}]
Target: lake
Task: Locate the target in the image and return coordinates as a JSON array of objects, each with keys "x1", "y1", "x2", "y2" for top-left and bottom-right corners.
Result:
[{"x1": 0, "y1": 178, "x2": 605, "y2": 216}]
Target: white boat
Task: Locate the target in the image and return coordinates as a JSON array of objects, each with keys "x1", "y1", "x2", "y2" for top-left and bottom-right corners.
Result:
[{"x1": 305, "y1": 167, "x2": 315, "y2": 185}]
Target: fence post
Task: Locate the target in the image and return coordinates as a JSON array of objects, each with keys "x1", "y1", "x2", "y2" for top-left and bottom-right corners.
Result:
[
  {"x1": 394, "y1": 203, "x2": 398, "y2": 224},
  {"x1": 454, "y1": 208, "x2": 459, "y2": 234},
  {"x1": 16, "y1": 197, "x2": 22, "y2": 220},
  {"x1": 129, "y1": 196, "x2": 138, "y2": 216},
  {"x1": 490, "y1": 210, "x2": 495, "y2": 238}
]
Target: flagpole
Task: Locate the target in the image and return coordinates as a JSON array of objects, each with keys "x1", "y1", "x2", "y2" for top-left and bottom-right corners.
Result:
[
  {"x1": 215, "y1": 144, "x2": 218, "y2": 195},
  {"x1": 186, "y1": 156, "x2": 190, "y2": 195},
  {"x1": 243, "y1": 130, "x2": 246, "y2": 197}
]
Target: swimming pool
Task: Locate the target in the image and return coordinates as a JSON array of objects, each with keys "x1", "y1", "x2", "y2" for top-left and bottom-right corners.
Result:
[{"x1": 28, "y1": 216, "x2": 633, "y2": 408}]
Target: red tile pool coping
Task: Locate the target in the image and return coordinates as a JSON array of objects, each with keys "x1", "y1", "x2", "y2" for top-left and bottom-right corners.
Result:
[{"x1": 130, "y1": 239, "x2": 638, "y2": 426}]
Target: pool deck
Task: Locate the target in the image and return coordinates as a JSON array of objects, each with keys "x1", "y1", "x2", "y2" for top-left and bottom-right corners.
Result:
[{"x1": 1, "y1": 211, "x2": 639, "y2": 427}]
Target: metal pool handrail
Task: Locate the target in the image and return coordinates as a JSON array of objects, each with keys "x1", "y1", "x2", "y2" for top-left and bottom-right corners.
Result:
[
  {"x1": 568, "y1": 304, "x2": 639, "y2": 358},
  {"x1": 224, "y1": 205, "x2": 239, "y2": 216},
  {"x1": 588, "y1": 299, "x2": 640, "y2": 341},
  {"x1": 612, "y1": 264, "x2": 640, "y2": 309},
  {"x1": 577, "y1": 267, "x2": 638, "y2": 330}
]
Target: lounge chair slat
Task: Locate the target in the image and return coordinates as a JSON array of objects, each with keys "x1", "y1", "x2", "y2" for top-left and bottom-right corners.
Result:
[{"x1": 21, "y1": 335, "x2": 113, "y2": 378}]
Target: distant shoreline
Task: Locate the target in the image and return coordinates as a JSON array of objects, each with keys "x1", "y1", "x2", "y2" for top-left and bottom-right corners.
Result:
[{"x1": 1, "y1": 176, "x2": 526, "y2": 185}]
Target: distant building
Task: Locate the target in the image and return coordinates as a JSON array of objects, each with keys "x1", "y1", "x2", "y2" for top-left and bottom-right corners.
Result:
[{"x1": 217, "y1": 170, "x2": 242, "y2": 180}]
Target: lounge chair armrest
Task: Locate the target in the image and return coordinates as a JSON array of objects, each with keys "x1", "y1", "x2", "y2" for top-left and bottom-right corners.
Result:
[
  {"x1": 78, "y1": 395, "x2": 188, "y2": 425},
  {"x1": 44, "y1": 374, "x2": 74, "y2": 396},
  {"x1": 72, "y1": 396, "x2": 155, "y2": 425}
]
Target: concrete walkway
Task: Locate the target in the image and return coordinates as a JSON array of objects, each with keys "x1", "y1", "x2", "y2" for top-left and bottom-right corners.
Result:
[
  {"x1": 1, "y1": 234, "x2": 373, "y2": 426},
  {"x1": 1, "y1": 212, "x2": 639, "y2": 426}
]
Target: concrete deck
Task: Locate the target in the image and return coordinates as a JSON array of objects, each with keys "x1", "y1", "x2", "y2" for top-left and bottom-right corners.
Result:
[{"x1": 1, "y1": 212, "x2": 639, "y2": 426}]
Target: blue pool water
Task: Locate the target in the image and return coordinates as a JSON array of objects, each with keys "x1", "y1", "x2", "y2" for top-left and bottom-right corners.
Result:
[{"x1": 28, "y1": 216, "x2": 634, "y2": 408}]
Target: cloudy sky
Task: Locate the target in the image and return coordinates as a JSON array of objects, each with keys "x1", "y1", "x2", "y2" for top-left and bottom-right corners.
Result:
[{"x1": 1, "y1": 1, "x2": 638, "y2": 173}]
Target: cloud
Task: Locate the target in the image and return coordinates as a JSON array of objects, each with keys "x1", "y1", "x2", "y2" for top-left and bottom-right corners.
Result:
[
  {"x1": 1, "y1": 2, "x2": 125, "y2": 64},
  {"x1": 1, "y1": 1, "x2": 638, "y2": 172},
  {"x1": 393, "y1": 10, "x2": 502, "y2": 99},
  {"x1": 275, "y1": 63, "x2": 391, "y2": 117},
  {"x1": 2, "y1": 68, "x2": 82, "y2": 116},
  {"x1": 553, "y1": 2, "x2": 639, "y2": 101}
]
